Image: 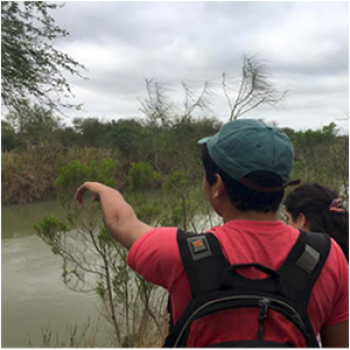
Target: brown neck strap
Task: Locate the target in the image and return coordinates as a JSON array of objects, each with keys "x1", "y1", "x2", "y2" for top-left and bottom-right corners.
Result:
[{"x1": 239, "y1": 177, "x2": 301, "y2": 193}]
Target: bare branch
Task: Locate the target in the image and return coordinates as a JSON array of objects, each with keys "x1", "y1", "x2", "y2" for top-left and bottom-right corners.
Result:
[
  {"x1": 224, "y1": 55, "x2": 288, "y2": 121},
  {"x1": 138, "y1": 78, "x2": 174, "y2": 128},
  {"x1": 181, "y1": 80, "x2": 212, "y2": 122},
  {"x1": 222, "y1": 72, "x2": 233, "y2": 112}
]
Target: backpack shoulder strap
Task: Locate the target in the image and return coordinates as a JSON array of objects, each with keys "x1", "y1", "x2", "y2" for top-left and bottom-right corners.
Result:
[
  {"x1": 177, "y1": 229, "x2": 230, "y2": 297},
  {"x1": 278, "y1": 230, "x2": 331, "y2": 314},
  {"x1": 277, "y1": 230, "x2": 331, "y2": 347}
]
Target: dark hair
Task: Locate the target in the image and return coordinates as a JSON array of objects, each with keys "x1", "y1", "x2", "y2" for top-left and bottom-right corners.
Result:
[
  {"x1": 284, "y1": 183, "x2": 349, "y2": 260},
  {"x1": 201, "y1": 144, "x2": 284, "y2": 213}
]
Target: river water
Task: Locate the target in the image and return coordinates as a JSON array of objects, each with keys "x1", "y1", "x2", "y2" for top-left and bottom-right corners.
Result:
[{"x1": 2, "y1": 201, "x2": 111, "y2": 347}]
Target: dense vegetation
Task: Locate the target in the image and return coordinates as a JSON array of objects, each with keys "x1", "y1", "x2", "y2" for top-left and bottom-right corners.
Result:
[
  {"x1": 1, "y1": 104, "x2": 219, "y2": 207},
  {"x1": 2, "y1": 102, "x2": 348, "y2": 206}
]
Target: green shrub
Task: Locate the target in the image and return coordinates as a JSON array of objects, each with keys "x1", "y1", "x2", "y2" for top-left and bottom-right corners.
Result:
[
  {"x1": 54, "y1": 157, "x2": 118, "y2": 203},
  {"x1": 128, "y1": 162, "x2": 161, "y2": 191},
  {"x1": 33, "y1": 215, "x2": 68, "y2": 254},
  {"x1": 162, "y1": 169, "x2": 189, "y2": 191}
]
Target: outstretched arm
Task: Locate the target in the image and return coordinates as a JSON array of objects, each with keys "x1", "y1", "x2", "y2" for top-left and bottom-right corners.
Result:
[{"x1": 75, "y1": 182, "x2": 152, "y2": 250}]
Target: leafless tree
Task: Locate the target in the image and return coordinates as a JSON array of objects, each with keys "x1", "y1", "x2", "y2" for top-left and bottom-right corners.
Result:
[
  {"x1": 181, "y1": 80, "x2": 212, "y2": 123},
  {"x1": 139, "y1": 78, "x2": 174, "y2": 128},
  {"x1": 222, "y1": 55, "x2": 288, "y2": 121},
  {"x1": 139, "y1": 78, "x2": 213, "y2": 127}
]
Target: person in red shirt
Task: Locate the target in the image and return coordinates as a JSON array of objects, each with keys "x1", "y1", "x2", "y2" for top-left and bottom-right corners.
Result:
[{"x1": 75, "y1": 119, "x2": 349, "y2": 347}]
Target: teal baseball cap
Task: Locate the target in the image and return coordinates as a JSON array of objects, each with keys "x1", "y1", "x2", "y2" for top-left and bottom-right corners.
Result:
[{"x1": 198, "y1": 119, "x2": 299, "y2": 193}]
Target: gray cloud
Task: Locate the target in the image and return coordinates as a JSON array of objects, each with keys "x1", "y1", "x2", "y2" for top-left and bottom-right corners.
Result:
[{"x1": 51, "y1": 1, "x2": 348, "y2": 131}]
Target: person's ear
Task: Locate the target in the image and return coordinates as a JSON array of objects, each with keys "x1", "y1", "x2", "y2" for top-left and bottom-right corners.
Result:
[
  {"x1": 298, "y1": 213, "x2": 309, "y2": 230},
  {"x1": 213, "y1": 174, "x2": 225, "y2": 199}
]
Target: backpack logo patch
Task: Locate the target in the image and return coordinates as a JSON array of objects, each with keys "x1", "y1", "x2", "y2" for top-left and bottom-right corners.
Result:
[
  {"x1": 187, "y1": 236, "x2": 212, "y2": 261},
  {"x1": 191, "y1": 239, "x2": 207, "y2": 253}
]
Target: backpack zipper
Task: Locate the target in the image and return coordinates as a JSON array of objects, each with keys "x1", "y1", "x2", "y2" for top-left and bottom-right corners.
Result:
[
  {"x1": 173, "y1": 295, "x2": 309, "y2": 347},
  {"x1": 257, "y1": 298, "x2": 271, "y2": 339}
]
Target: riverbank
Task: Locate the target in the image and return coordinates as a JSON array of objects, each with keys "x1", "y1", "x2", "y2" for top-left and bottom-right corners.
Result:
[{"x1": 2, "y1": 147, "x2": 125, "y2": 205}]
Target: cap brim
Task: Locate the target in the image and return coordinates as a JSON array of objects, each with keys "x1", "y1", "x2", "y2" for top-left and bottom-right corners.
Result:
[{"x1": 198, "y1": 136, "x2": 211, "y2": 144}]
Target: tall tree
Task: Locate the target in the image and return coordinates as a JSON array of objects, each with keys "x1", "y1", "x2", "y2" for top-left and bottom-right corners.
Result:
[{"x1": 1, "y1": 1, "x2": 85, "y2": 112}]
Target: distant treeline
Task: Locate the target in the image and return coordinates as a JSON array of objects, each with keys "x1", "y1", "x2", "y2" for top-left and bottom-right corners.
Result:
[
  {"x1": 1, "y1": 104, "x2": 221, "y2": 204},
  {"x1": 2, "y1": 103, "x2": 348, "y2": 205}
]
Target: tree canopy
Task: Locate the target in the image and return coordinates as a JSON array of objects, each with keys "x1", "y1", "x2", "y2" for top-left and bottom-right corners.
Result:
[{"x1": 1, "y1": 1, "x2": 85, "y2": 111}]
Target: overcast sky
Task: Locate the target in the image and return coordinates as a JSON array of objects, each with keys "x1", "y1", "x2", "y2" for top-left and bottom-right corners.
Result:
[{"x1": 53, "y1": 1, "x2": 349, "y2": 131}]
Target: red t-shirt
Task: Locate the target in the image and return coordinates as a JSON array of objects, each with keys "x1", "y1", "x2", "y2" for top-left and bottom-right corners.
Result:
[{"x1": 127, "y1": 220, "x2": 349, "y2": 344}]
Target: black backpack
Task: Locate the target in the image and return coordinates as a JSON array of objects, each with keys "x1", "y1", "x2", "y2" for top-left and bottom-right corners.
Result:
[{"x1": 163, "y1": 229, "x2": 331, "y2": 348}]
